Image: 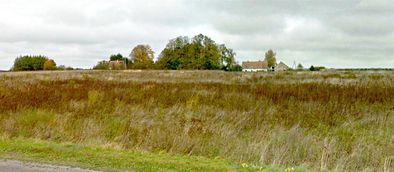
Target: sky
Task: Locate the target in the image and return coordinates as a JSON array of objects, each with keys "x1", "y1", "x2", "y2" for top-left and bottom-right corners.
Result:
[{"x1": 0, "y1": 0, "x2": 393, "y2": 70}]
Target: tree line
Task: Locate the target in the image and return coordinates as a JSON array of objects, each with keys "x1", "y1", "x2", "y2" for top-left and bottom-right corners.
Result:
[
  {"x1": 93, "y1": 34, "x2": 242, "y2": 71},
  {"x1": 11, "y1": 55, "x2": 74, "y2": 71},
  {"x1": 10, "y1": 34, "x2": 324, "y2": 72}
]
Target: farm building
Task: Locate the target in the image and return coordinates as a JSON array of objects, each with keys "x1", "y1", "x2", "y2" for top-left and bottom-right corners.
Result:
[
  {"x1": 242, "y1": 60, "x2": 269, "y2": 72},
  {"x1": 109, "y1": 60, "x2": 126, "y2": 70},
  {"x1": 242, "y1": 60, "x2": 290, "y2": 72},
  {"x1": 276, "y1": 61, "x2": 291, "y2": 71}
]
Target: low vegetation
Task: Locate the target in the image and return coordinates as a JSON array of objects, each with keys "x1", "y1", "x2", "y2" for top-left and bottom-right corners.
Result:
[
  {"x1": 0, "y1": 70, "x2": 393, "y2": 171},
  {"x1": 0, "y1": 137, "x2": 249, "y2": 172},
  {"x1": 11, "y1": 55, "x2": 73, "y2": 71},
  {"x1": 309, "y1": 66, "x2": 326, "y2": 71}
]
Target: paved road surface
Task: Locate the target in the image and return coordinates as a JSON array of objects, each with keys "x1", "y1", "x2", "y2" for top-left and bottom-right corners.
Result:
[{"x1": 0, "y1": 159, "x2": 99, "y2": 172}]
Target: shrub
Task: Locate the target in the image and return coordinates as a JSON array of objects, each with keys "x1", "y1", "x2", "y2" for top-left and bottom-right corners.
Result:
[
  {"x1": 57, "y1": 65, "x2": 66, "y2": 70},
  {"x1": 66, "y1": 66, "x2": 74, "y2": 70},
  {"x1": 228, "y1": 64, "x2": 243, "y2": 71},
  {"x1": 93, "y1": 60, "x2": 109, "y2": 70},
  {"x1": 309, "y1": 65, "x2": 326, "y2": 71}
]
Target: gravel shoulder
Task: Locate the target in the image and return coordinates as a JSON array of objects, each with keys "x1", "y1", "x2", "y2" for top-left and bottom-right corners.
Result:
[{"x1": 0, "y1": 159, "x2": 99, "y2": 172}]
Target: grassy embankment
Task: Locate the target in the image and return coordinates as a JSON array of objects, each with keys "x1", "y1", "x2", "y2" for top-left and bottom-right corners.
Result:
[{"x1": 0, "y1": 70, "x2": 393, "y2": 171}]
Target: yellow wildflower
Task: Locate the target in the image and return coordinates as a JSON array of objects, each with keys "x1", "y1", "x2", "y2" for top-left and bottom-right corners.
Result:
[
  {"x1": 241, "y1": 163, "x2": 249, "y2": 168},
  {"x1": 285, "y1": 167, "x2": 295, "y2": 172}
]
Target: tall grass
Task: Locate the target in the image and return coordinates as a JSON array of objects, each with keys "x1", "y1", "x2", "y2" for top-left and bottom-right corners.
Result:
[{"x1": 0, "y1": 70, "x2": 393, "y2": 171}]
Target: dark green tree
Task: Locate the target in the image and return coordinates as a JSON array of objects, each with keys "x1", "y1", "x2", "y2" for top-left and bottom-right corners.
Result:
[
  {"x1": 12, "y1": 55, "x2": 49, "y2": 71},
  {"x1": 156, "y1": 36, "x2": 190, "y2": 69},
  {"x1": 157, "y1": 34, "x2": 235, "y2": 71},
  {"x1": 191, "y1": 34, "x2": 221, "y2": 69},
  {"x1": 309, "y1": 65, "x2": 326, "y2": 71},
  {"x1": 228, "y1": 64, "x2": 243, "y2": 71},
  {"x1": 110, "y1": 53, "x2": 123, "y2": 61}
]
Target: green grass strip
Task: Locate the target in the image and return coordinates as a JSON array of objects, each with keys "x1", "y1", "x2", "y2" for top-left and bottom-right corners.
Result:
[
  {"x1": 0, "y1": 138, "x2": 240, "y2": 171},
  {"x1": 0, "y1": 138, "x2": 311, "y2": 172}
]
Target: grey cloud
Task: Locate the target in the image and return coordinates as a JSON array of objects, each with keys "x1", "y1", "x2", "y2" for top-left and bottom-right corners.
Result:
[
  {"x1": 212, "y1": 14, "x2": 286, "y2": 35},
  {"x1": 196, "y1": 0, "x2": 394, "y2": 68}
]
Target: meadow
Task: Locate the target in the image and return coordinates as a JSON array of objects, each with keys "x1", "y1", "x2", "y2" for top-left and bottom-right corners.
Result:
[{"x1": 0, "y1": 70, "x2": 393, "y2": 171}]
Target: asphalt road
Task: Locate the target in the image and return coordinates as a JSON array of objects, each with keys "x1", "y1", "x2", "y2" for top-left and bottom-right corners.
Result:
[{"x1": 0, "y1": 159, "x2": 98, "y2": 172}]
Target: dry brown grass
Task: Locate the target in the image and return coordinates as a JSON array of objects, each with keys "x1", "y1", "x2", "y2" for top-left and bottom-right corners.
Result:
[{"x1": 0, "y1": 70, "x2": 393, "y2": 171}]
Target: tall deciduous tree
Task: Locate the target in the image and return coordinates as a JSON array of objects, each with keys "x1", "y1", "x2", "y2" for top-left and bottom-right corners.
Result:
[
  {"x1": 264, "y1": 49, "x2": 277, "y2": 68},
  {"x1": 156, "y1": 36, "x2": 190, "y2": 70},
  {"x1": 219, "y1": 44, "x2": 236, "y2": 71},
  {"x1": 191, "y1": 34, "x2": 221, "y2": 69},
  {"x1": 130, "y1": 45, "x2": 154, "y2": 69},
  {"x1": 157, "y1": 34, "x2": 236, "y2": 70},
  {"x1": 43, "y1": 59, "x2": 57, "y2": 70}
]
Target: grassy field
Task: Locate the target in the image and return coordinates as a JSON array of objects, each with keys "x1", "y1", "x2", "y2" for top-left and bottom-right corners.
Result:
[{"x1": 0, "y1": 70, "x2": 393, "y2": 171}]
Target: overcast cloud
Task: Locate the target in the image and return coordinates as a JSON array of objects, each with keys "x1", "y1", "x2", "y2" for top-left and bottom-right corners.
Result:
[{"x1": 0, "y1": 0, "x2": 393, "y2": 70}]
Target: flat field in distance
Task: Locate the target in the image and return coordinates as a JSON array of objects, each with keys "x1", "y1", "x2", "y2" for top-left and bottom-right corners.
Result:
[{"x1": 0, "y1": 70, "x2": 393, "y2": 171}]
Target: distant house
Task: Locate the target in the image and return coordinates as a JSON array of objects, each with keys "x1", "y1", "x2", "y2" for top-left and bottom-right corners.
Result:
[
  {"x1": 109, "y1": 60, "x2": 126, "y2": 70},
  {"x1": 242, "y1": 60, "x2": 290, "y2": 72},
  {"x1": 242, "y1": 60, "x2": 269, "y2": 72},
  {"x1": 276, "y1": 61, "x2": 291, "y2": 71}
]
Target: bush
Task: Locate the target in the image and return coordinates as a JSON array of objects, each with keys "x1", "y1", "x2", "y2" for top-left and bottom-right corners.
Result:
[
  {"x1": 309, "y1": 65, "x2": 326, "y2": 71},
  {"x1": 57, "y1": 65, "x2": 66, "y2": 70},
  {"x1": 93, "y1": 61, "x2": 109, "y2": 70},
  {"x1": 224, "y1": 64, "x2": 243, "y2": 72},
  {"x1": 66, "y1": 66, "x2": 74, "y2": 70},
  {"x1": 12, "y1": 55, "x2": 49, "y2": 71},
  {"x1": 58, "y1": 65, "x2": 74, "y2": 70}
]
